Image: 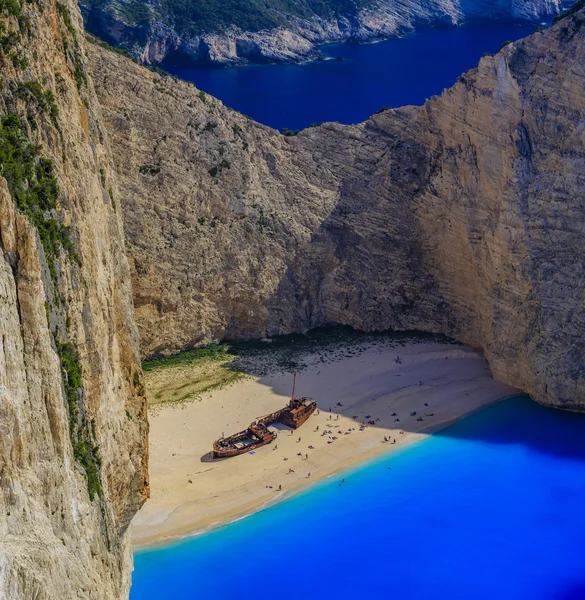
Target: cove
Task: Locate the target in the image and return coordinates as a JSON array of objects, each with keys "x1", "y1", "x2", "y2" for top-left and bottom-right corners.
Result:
[
  {"x1": 131, "y1": 396, "x2": 585, "y2": 600},
  {"x1": 165, "y1": 22, "x2": 539, "y2": 131}
]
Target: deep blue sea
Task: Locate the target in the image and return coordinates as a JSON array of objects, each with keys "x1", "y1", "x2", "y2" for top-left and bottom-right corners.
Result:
[
  {"x1": 165, "y1": 22, "x2": 540, "y2": 130},
  {"x1": 132, "y1": 396, "x2": 585, "y2": 600}
]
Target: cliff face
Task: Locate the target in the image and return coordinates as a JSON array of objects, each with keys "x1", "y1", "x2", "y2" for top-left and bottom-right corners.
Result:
[
  {"x1": 90, "y1": 6, "x2": 585, "y2": 412},
  {"x1": 0, "y1": 0, "x2": 148, "y2": 597},
  {"x1": 81, "y1": 0, "x2": 561, "y2": 67}
]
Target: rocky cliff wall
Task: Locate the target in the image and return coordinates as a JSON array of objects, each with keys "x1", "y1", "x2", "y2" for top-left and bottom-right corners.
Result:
[
  {"x1": 0, "y1": 0, "x2": 148, "y2": 597},
  {"x1": 90, "y1": 6, "x2": 585, "y2": 412},
  {"x1": 82, "y1": 0, "x2": 562, "y2": 67}
]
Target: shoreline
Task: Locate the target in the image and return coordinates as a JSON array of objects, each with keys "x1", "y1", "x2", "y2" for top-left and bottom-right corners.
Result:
[
  {"x1": 161, "y1": 20, "x2": 543, "y2": 76},
  {"x1": 132, "y1": 337, "x2": 518, "y2": 548},
  {"x1": 134, "y1": 393, "x2": 516, "y2": 550},
  {"x1": 155, "y1": 17, "x2": 548, "y2": 73}
]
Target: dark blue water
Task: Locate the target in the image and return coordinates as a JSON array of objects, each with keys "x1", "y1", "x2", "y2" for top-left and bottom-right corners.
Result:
[
  {"x1": 166, "y1": 22, "x2": 540, "y2": 130},
  {"x1": 132, "y1": 396, "x2": 585, "y2": 600}
]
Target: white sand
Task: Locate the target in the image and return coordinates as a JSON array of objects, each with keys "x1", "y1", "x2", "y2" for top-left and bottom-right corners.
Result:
[{"x1": 132, "y1": 339, "x2": 516, "y2": 546}]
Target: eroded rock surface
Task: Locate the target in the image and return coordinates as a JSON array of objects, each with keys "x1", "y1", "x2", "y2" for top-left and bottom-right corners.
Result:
[
  {"x1": 0, "y1": 0, "x2": 148, "y2": 597},
  {"x1": 90, "y1": 7, "x2": 585, "y2": 411}
]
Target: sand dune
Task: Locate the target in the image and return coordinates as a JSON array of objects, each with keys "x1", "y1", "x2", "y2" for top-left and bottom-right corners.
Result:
[{"x1": 132, "y1": 338, "x2": 516, "y2": 546}]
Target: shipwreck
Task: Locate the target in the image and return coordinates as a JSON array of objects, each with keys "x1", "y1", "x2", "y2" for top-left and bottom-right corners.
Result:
[{"x1": 212, "y1": 373, "x2": 317, "y2": 459}]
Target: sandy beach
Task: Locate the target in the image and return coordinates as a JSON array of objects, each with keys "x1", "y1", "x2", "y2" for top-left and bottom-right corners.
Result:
[{"x1": 132, "y1": 336, "x2": 517, "y2": 546}]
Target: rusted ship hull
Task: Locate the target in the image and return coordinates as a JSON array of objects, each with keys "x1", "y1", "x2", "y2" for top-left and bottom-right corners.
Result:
[
  {"x1": 213, "y1": 425, "x2": 276, "y2": 459},
  {"x1": 280, "y1": 398, "x2": 317, "y2": 429},
  {"x1": 212, "y1": 374, "x2": 317, "y2": 459}
]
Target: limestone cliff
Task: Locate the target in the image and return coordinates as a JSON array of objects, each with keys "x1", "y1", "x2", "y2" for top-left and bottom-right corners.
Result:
[
  {"x1": 81, "y1": 0, "x2": 561, "y2": 67},
  {"x1": 90, "y1": 5, "x2": 585, "y2": 412},
  {"x1": 0, "y1": 0, "x2": 148, "y2": 597}
]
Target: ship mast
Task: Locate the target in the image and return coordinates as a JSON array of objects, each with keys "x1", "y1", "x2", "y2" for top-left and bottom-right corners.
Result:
[{"x1": 291, "y1": 371, "x2": 296, "y2": 402}]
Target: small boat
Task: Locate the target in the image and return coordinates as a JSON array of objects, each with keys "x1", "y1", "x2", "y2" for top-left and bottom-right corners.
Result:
[{"x1": 212, "y1": 372, "x2": 317, "y2": 459}]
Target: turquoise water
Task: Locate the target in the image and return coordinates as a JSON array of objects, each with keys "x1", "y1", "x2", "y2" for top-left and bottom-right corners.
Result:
[
  {"x1": 131, "y1": 396, "x2": 585, "y2": 599},
  {"x1": 165, "y1": 22, "x2": 540, "y2": 130}
]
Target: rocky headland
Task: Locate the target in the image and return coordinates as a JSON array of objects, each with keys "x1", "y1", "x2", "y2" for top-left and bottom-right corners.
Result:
[{"x1": 81, "y1": 0, "x2": 562, "y2": 67}]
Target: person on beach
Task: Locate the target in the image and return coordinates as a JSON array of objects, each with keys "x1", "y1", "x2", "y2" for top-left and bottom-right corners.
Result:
[
  {"x1": 279, "y1": 485, "x2": 282, "y2": 491},
  {"x1": 298, "y1": 437, "x2": 301, "y2": 442}
]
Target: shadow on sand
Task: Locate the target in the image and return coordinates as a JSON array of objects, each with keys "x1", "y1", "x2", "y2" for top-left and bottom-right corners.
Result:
[{"x1": 214, "y1": 327, "x2": 585, "y2": 465}]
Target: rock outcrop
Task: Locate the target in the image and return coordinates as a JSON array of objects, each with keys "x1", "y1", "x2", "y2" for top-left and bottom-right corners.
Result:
[
  {"x1": 90, "y1": 5, "x2": 585, "y2": 412},
  {"x1": 81, "y1": 0, "x2": 562, "y2": 67},
  {"x1": 0, "y1": 0, "x2": 148, "y2": 597}
]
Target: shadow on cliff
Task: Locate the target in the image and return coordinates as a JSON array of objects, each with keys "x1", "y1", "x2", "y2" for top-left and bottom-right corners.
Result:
[
  {"x1": 208, "y1": 116, "x2": 585, "y2": 464},
  {"x1": 217, "y1": 327, "x2": 585, "y2": 464}
]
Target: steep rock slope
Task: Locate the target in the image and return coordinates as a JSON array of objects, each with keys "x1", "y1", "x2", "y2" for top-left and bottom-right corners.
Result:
[
  {"x1": 91, "y1": 6, "x2": 585, "y2": 412},
  {"x1": 81, "y1": 0, "x2": 561, "y2": 66},
  {"x1": 0, "y1": 0, "x2": 148, "y2": 597}
]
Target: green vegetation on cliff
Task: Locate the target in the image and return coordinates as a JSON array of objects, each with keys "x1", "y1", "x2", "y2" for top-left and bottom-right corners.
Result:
[
  {"x1": 56, "y1": 342, "x2": 102, "y2": 501},
  {"x1": 85, "y1": 0, "x2": 374, "y2": 36},
  {"x1": 0, "y1": 0, "x2": 104, "y2": 503},
  {"x1": 0, "y1": 113, "x2": 77, "y2": 276}
]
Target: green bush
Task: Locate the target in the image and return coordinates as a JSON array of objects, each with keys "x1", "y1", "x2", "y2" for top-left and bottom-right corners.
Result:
[
  {"x1": 56, "y1": 340, "x2": 102, "y2": 500},
  {"x1": 281, "y1": 127, "x2": 299, "y2": 136},
  {"x1": 138, "y1": 163, "x2": 161, "y2": 175},
  {"x1": 143, "y1": 343, "x2": 230, "y2": 371},
  {"x1": 117, "y1": 0, "x2": 151, "y2": 26},
  {"x1": 0, "y1": 113, "x2": 77, "y2": 276}
]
